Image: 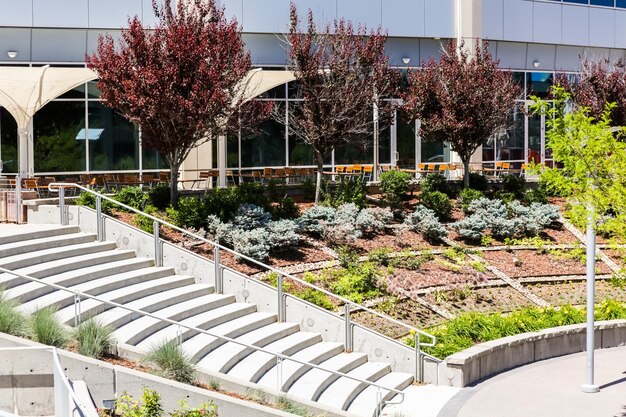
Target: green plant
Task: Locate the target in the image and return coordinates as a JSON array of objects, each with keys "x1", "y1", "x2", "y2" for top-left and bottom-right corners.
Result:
[
  {"x1": 272, "y1": 197, "x2": 300, "y2": 219},
  {"x1": 468, "y1": 172, "x2": 489, "y2": 192},
  {"x1": 170, "y1": 400, "x2": 217, "y2": 417},
  {"x1": 322, "y1": 177, "x2": 367, "y2": 208},
  {"x1": 0, "y1": 290, "x2": 30, "y2": 337},
  {"x1": 368, "y1": 248, "x2": 394, "y2": 267},
  {"x1": 148, "y1": 185, "x2": 171, "y2": 210},
  {"x1": 298, "y1": 288, "x2": 335, "y2": 310},
  {"x1": 245, "y1": 388, "x2": 269, "y2": 405},
  {"x1": 76, "y1": 191, "x2": 114, "y2": 215},
  {"x1": 276, "y1": 395, "x2": 311, "y2": 417},
  {"x1": 405, "y1": 205, "x2": 448, "y2": 241},
  {"x1": 329, "y1": 262, "x2": 383, "y2": 303},
  {"x1": 380, "y1": 170, "x2": 412, "y2": 208},
  {"x1": 115, "y1": 388, "x2": 163, "y2": 417},
  {"x1": 114, "y1": 186, "x2": 149, "y2": 211},
  {"x1": 595, "y1": 298, "x2": 626, "y2": 320},
  {"x1": 134, "y1": 205, "x2": 159, "y2": 234},
  {"x1": 167, "y1": 197, "x2": 207, "y2": 229},
  {"x1": 609, "y1": 270, "x2": 626, "y2": 288},
  {"x1": 420, "y1": 173, "x2": 451, "y2": 196},
  {"x1": 145, "y1": 340, "x2": 196, "y2": 384},
  {"x1": 74, "y1": 318, "x2": 114, "y2": 358},
  {"x1": 480, "y1": 235, "x2": 494, "y2": 246},
  {"x1": 458, "y1": 188, "x2": 484, "y2": 213},
  {"x1": 208, "y1": 379, "x2": 221, "y2": 391},
  {"x1": 420, "y1": 190, "x2": 453, "y2": 220},
  {"x1": 469, "y1": 260, "x2": 486, "y2": 273},
  {"x1": 500, "y1": 173, "x2": 526, "y2": 197},
  {"x1": 31, "y1": 306, "x2": 68, "y2": 347}
]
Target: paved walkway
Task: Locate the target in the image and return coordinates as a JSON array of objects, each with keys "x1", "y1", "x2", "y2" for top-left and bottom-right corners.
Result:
[{"x1": 439, "y1": 346, "x2": 626, "y2": 417}]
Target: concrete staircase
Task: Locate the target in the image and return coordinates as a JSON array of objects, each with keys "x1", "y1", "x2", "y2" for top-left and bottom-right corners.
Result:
[{"x1": 0, "y1": 224, "x2": 416, "y2": 417}]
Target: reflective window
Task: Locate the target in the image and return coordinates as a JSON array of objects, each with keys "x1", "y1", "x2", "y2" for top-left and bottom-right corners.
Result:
[
  {"x1": 0, "y1": 107, "x2": 18, "y2": 174},
  {"x1": 241, "y1": 103, "x2": 286, "y2": 167},
  {"x1": 88, "y1": 102, "x2": 139, "y2": 171}
]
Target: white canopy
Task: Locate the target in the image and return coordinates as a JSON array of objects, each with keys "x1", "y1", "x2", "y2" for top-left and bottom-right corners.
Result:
[
  {"x1": 236, "y1": 69, "x2": 296, "y2": 104},
  {"x1": 0, "y1": 67, "x2": 97, "y2": 129}
]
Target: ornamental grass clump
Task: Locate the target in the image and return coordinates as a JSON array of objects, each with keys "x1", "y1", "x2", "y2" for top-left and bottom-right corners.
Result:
[
  {"x1": 145, "y1": 340, "x2": 196, "y2": 384},
  {"x1": 31, "y1": 306, "x2": 68, "y2": 348},
  {"x1": 74, "y1": 318, "x2": 115, "y2": 358},
  {"x1": 0, "y1": 290, "x2": 30, "y2": 337}
]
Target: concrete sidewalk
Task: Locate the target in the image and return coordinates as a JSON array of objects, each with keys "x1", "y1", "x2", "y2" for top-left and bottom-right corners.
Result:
[{"x1": 439, "y1": 346, "x2": 626, "y2": 417}]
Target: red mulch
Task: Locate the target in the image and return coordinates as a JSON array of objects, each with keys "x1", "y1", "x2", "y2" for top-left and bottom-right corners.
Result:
[
  {"x1": 525, "y1": 280, "x2": 626, "y2": 306},
  {"x1": 423, "y1": 285, "x2": 535, "y2": 314}
]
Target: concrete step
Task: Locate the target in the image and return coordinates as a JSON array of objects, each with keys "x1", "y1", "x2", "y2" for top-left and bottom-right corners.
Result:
[
  {"x1": 57, "y1": 278, "x2": 203, "y2": 326},
  {"x1": 0, "y1": 232, "x2": 96, "y2": 258},
  {"x1": 346, "y1": 372, "x2": 414, "y2": 417},
  {"x1": 257, "y1": 342, "x2": 345, "y2": 392},
  {"x1": 0, "y1": 225, "x2": 80, "y2": 245},
  {"x1": 0, "y1": 241, "x2": 118, "y2": 271},
  {"x1": 287, "y1": 352, "x2": 368, "y2": 401},
  {"x1": 11, "y1": 258, "x2": 158, "y2": 306},
  {"x1": 317, "y1": 362, "x2": 391, "y2": 410},
  {"x1": 16, "y1": 265, "x2": 173, "y2": 313},
  {"x1": 181, "y1": 312, "x2": 277, "y2": 361},
  {"x1": 227, "y1": 332, "x2": 322, "y2": 383},
  {"x1": 0, "y1": 249, "x2": 137, "y2": 289},
  {"x1": 114, "y1": 293, "x2": 235, "y2": 345},
  {"x1": 197, "y1": 321, "x2": 300, "y2": 373},
  {"x1": 134, "y1": 301, "x2": 253, "y2": 350}
]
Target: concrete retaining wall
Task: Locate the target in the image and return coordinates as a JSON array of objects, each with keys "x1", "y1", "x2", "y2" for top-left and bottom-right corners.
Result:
[
  {"x1": 26, "y1": 204, "x2": 433, "y2": 381},
  {"x1": 0, "y1": 333, "x2": 337, "y2": 417},
  {"x1": 438, "y1": 319, "x2": 626, "y2": 388}
]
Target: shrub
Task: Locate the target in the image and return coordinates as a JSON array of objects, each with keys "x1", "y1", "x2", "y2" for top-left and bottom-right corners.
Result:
[
  {"x1": 167, "y1": 197, "x2": 207, "y2": 230},
  {"x1": 523, "y1": 187, "x2": 548, "y2": 205},
  {"x1": 115, "y1": 388, "x2": 164, "y2": 417},
  {"x1": 468, "y1": 172, "x2": 489, "y2": 192},
  {"x1": 420, "y1": 173, "x2": 451, "y2": 196},
  {"x1": 266, "y1": 220, "x2": 300, "y2": 250},
  {"x1": 231, "y1": 204, "x2": 272, "y2": 231},
  {"x1": 76, "y1": 191, "x2": 114, "y2": 215},
  {"x1": 494, "y1": 191, "x2": 517, "y2": 204},
  {"x1": 148, "y1": 185, "x2": 171, "y2": 210},
  {"x1": 336, "y1": 246, "x2": 358, "y2": 268},
  {"x1": 368, "y1": 247, "x2": 394, "y2": 267},
  {"x1": 355, "y1": 207, "x2": 393, "y2": 235},
  {"x1": 134, "y1": 205, "x2": 159, "y2": 234},
  {"x1": 500, "y1": 173, "x2": 526, "y2": 197},
  {"x1": 298, "y1": 288, "x2": 335, "y2": 311},
  {"x1": 322, "y1": 222, "x2": 361, "y2": 246},
  {"x1": 114, "y1": 186, "x2": 148, "y2": 211},
  {"x1": 145, "y1": 340, "x2": 196, "y2": 384},
  {"x1": 31, "y1": 306, "x2": 68, "y2": 347},
  {"x1": 297, "y1": 206, "x2": 336, "y2": 235},
  {"x1": 0, "y1": 291, "x2": 30, "y2": 337},
  {"x1": 203, "y1": 188, "x2": 241, "y2": 222},
  {"x1": 322, "y1": 178, "x2": 367, "y2": 208},
  {"x1": 329, "y1": 262, "x2": 383, "y2": 303},
  {"x1": 272, "y1": 197, "x2": 300, "y2": 219},
  {"x1": 405, "y1": 205, "x2": 448, "y2": 241},
  {"x1": 451, "y1": 215, "x2": 488, "y2": 241},
  {"x1": 231, "y1": 228, "x2": 271, "y2": 261},
  {"x1": 420, "y1": 190, "x2": 453, "y2": 220},
  {"x1": 458, "y1": 188, "x2": 484, "y2": 213},
  {"x1": 277, "y1": 396, "x2": 311, "y2": 417},
  {"x1": 380, "y1": 170, "x2": 412, "y2": 207},
  {"x1": 74, "y1": 318, "x2": 114, "y2": 358},
  {"x1": 170, "y1": 400, "x2": 217, "y2": 417}
]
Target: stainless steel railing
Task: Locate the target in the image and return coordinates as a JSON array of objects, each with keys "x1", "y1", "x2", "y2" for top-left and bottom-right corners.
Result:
[{"x1": 49, "y1": 183, "x2": 439, "y2": 377}]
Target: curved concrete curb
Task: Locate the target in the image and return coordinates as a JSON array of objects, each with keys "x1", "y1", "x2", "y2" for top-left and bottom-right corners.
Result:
[{"x1": 437, "y1": 319, "x2": 626, "y2": 387}]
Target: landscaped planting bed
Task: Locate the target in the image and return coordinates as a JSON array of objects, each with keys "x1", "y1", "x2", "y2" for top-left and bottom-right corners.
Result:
[
  {"x1": 524, "y1": 280, "x2": 626, "y2": 306},
  {"x1": 422, "y1": 284, "x2": 535, "y2": 315},
  {"x1": 351, "y1": 299, "x2": 445, "y2": 337}
]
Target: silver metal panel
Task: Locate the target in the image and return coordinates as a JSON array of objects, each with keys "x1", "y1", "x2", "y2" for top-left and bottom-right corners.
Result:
[
  {"x1": 87, "y1": 30, "x2": 123, "y2": 56},
  {"x1": 562, "y1": 5, "x2": 589, "y2": 47},
  {"x1": 581, "y1": 46, "x2": 610, "y2": 62},
  {"x1": 33, "y1": 0, "x2": 88, "y2": 28},
  {"x1": 424, "y1": 0, "x2": 455, "y2": 38},
  {"x1": 221, "y1": 0, "x2": 244, "y2": 23},
  {"x1": 503, "y1": 0, "x2": 533, "y2": 42},
  {"x1": 526, "y1": 43, "x2": 557, "y2": 71},
  {"x1": 0, "y1": 0, "x2": 33, "y2": 27},
  {"x1": 293, "y1": 0, "x2": 337, "y2": 27},
  {"x1": 589, "y1": 7, "x2": 614, "y2": 48},
  {"x1": 337, "y1": 0, "x2": 381, "y2": 29},
  {"x1": 533, "y1": 1, "x2": 561, "y2": 44},
  {"x1": 32, "y1": 29, "x2": 87, "y2": 62},
  {"x1": 243, "y1": 33, "x2": 288, "y2": 66},
  {"x1": 0, "y1": 28, "x2": 32, "y2": 63},
  {"x1": 385, "y1": 37, "x2": 420, "y2": 66},
  {"x1": 609, "y1": 48, "x2": 626, "y2": 62},
  {"x1": 88, "y1": 0, "x2": 142, "y2": 29},
  {"x1": 555, "y1": 45, "x2": 584, "y2": 72},
  {"x1": 419, "y1": 38, "x2": 446, "y2": 63},
  {"x1": 382, "y1": 0, "x2": 425, "y2": 38},
  {"x1": 242, "y1": 0, "x2": 290, "y2": 33},
  {"x1": 495, "y1": 41, "x2": 527, "y2": 70},
  {"x1": 482, "y1": 0, "x2": 503, "y2": 40}
]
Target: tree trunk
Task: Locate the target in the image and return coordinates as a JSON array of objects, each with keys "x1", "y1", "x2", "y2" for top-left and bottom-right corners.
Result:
[
  {"x1": 314, "y1": 153, "x2": 324, "y2": 204},
  {"x1": 463, "y1": 158, "x2": 471, "y2": 189},
  {"x1": 170, "y1": 163, "x2": 179, "y2": 207}
]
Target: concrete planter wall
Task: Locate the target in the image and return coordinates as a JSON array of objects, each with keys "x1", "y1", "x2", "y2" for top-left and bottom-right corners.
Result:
[{"x1": 438, "y1": 319, "x2": 626, "y2": 387}]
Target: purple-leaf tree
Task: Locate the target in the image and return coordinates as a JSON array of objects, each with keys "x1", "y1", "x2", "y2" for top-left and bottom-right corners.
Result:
[
  {"x1": 284, "y1": 4, "x2": 399, "y2": 203},
  {"x1": 402, "y1": 41, "x2": 520, "y2": 188},
  {"x1": 87, "y1": 0, "x2": 270, "y2": 204}
]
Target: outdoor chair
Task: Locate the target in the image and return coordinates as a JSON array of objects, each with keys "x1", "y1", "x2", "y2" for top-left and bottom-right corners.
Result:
[
  {"x1": 22, "y1": 179, "x2": 41, "y2": 198},
  {"x1": 363, "y1": 165, "x2": 374, "y2": 181}
]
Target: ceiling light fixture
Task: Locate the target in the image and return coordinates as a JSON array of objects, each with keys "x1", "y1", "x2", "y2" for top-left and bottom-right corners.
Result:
[
  {"x1": 402, "y1": 57, "x2": 411, "y2": 65},
  {"x1": 6, "y1": 50, "x2": 17, "y2": 59},
  {"x1": 533, "y1": 60, "x2": 540, "y2": 68}
]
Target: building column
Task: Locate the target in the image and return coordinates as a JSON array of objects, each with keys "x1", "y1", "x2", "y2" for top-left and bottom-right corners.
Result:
[
  {"x1": 27, "y1": 119, "x2": 34, "y2": 177},
  {"x1": 217, "y1": 134, "x2": 227, "y2": 188},
  {"x1": 17, "y1": 126, "x2": 28, "y2": 178}
]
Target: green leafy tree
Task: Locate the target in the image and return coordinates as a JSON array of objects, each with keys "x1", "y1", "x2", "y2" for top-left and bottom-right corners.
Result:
[{"x1": 530, "y1": 85, "x2": 626, "y2": 238}]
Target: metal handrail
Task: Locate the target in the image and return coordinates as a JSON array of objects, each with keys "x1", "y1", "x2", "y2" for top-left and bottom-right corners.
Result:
[
  {"x1": 49, "y1": 182, "x2": 436, "y2": 345},
  {"x1": 0, "y1": 346, "x2": 96, "y2": 417},
  {"x1": 0, "y1": 265, "x2": 404, "y2": 414}
]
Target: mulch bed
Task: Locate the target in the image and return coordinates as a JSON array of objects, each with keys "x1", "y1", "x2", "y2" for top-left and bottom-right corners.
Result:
[
  {"x1": 525, "y1": 280, "x2": 626, "y2": 306},
  {"x1": 422, "y1": 285, "x2": 536, "y2": 315}
]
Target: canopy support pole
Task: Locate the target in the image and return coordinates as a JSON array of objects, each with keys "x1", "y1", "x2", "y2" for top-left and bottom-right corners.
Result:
[{"x1": 217, "y1": 135, "x2": 227, "y2": 188}]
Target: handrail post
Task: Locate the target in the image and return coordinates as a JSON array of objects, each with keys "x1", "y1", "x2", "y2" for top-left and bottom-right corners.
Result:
[
  {"x1": 15, "y1": 177, "x2": 22, "y2": 224},
  {"x1": 214, "y1": 244, "x2": 222, "y2": 294},
  {"x1": 53, "y1": 347, "x2": 70, "y2": 417},
  {"x1": 276, "y1": 354, "x2": 283, "y2": 392},
  {"x1": 74, "y1": 291, "x2": 81, "y2": 327},
  {"x1": 96, "y1": 196, "x2": 103, "y2": 241},
  {"x1": 344, "y1": 302, "x2": 353, "y2": 352},
  {"x1": 277, "y1": 274, "x2": 285, "y2": 322},
  {"x1": 375, "y1": 388, "x2": 382, "y2": 417},
  {"x1": 415, "y1": 332, "x2": 422, "y2": 383},
  {"x1": 153, "y1": 221, "x2": 162, "y2": 267},
  {"x1": 59, "y1": 186, "x2": 65, "y2": 225}
]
